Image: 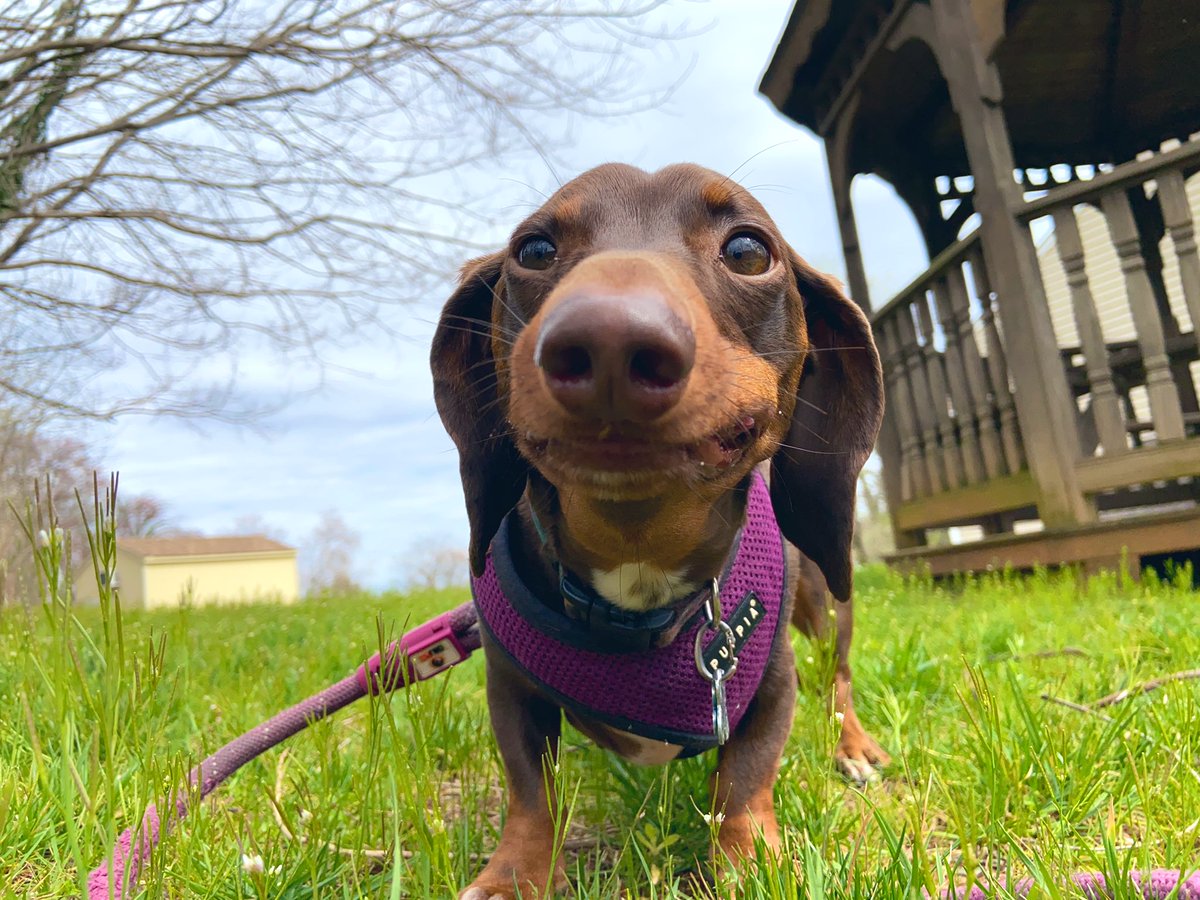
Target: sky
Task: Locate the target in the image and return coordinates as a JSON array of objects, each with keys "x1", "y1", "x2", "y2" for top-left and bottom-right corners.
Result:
[{"x1": 102, "y1": 0, "x2": 928, "y2": 589}]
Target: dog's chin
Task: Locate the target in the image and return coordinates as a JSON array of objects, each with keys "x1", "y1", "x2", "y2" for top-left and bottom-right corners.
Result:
[{"x1": 517, "y1": 416, "x2": 767, "y2": 500}]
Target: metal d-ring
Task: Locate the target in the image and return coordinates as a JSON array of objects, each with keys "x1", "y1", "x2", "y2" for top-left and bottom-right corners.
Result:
[
  {"x1": 694, "y1": 579, "x2": 738, "y2": 681},
  {"x1": 694, "y1": 578, "x2": 738, "y2": 744}
]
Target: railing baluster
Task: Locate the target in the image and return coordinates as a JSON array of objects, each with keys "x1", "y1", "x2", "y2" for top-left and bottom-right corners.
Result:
[
  {"x1": 913, "y1": 290, "x2": 966, "y2": 488},
  {"x1": 932, "y1": 278, "x2": 985, "y2": 483},
  {"x1": 1157, "y1": 169, "x2": 1200, "y2": 355},
  {"x1": 897, "y1": 303, "x2": 948, "y2": 494},
  {"x1": 1051, "y1": 206, "x2": 1128, "y2": 455},
  {"x1": 946, "y1": 265, "x2": 1005, "y2": 478},
  {"x1": 1100, "y1": 187, "x2": 1187, "y2": 441},
  {"x1": 878, "y1": 322, "x2": 925, "y2": 500},
  {"x1": 968, "y1": 248, "x2": 1026, "y2": 473}
]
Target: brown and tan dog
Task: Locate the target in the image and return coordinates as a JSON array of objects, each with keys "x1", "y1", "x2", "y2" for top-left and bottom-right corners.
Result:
[{"x1": 431, "y1": 163, "x2": 887, "y2": 898}]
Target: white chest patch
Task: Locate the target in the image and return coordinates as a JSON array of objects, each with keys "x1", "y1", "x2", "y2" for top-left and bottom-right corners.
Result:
[{"x1": 590, "y1": 562, "x2": 696, "y2": 611}]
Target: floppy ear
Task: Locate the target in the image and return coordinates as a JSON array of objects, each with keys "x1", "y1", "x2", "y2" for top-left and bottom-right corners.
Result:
[
  {"x1": 430, "y1": 252, "x2": 530, "y2": 576},
  {"x1": 770, "y1": 253, "x2": 883, "y2": 602}
]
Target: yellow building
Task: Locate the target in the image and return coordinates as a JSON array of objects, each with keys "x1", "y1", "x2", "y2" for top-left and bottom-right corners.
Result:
[{"x1": 77, "y1": 535, "x2": 299, "y2": 609}]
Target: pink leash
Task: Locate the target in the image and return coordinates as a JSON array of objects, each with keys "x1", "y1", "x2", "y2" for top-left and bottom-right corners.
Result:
[
  {"x1": 86, "y1": 603, "x2": 480, "y2": 899},
  {"x1": 84, "y1": 600, "x2": 1198, "y2": 899}
]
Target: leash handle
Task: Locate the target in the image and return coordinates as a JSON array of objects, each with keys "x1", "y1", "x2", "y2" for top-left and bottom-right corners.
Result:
[{"x1": 86, "y1": 601, "x2": 479, "y2": 900}]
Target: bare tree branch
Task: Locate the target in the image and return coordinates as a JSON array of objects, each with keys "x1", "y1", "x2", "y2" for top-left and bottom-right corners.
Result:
[{"x1": 0, "y1": 0, "x2": 674, "y2": 419}]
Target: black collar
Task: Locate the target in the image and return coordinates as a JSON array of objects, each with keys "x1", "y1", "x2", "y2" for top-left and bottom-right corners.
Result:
[
  {"x1": 557, "y1": 568, "x2": 713, "y2": 652},
  {"x1": 496, "y1": 511, "x2": 743, "y2": 654}
]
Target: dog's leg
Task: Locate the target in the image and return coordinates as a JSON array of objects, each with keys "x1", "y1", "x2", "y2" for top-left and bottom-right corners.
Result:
[
  {"x1": 791, "y1": 560, "x2": 889, "y2": 782},
  {"x1": 461, "y1": 652, "x2": 565, "y2": 900},
  {"x1": 710, "y1": 638, "x2": 796, "y2": 866},
  {"x1": 828, "y1": 598, "x2": 890, "y2": 780}
]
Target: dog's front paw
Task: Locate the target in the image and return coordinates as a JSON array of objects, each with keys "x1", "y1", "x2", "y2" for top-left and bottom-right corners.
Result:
[
  {"x1": 459, "y1": 879, "x2": 538, "y2": 900},
  {"x1": 835, "y1": 728, "x2": 890, "y2": 784},
  {"x1": 460, "y1": 888, "x2": 508, "y2": 900},
  {"x1": 460, "y1": 886, "x2": 530, "y2": 900},
  {"x1": 715, "y1": 808, "x2": 782, "y2": 869},
  {"x1": 459, "y1": 858, "x2": 566, "y2": 900}
]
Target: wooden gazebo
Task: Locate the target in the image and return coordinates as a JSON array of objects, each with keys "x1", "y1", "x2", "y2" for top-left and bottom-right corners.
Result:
[{"x1": 762, "y1": 0, "x2": 1200, "y2": 576}]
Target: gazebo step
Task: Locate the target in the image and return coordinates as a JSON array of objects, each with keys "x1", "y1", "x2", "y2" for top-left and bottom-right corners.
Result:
[{"x1": 886, "y1": 507, "x2": 1200, "y2": 577}]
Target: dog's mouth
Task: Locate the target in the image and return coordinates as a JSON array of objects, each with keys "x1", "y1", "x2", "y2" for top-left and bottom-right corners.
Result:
[
  {"x1": 522, "y1": 415, "x2": 764, "y2": 479},
  {"x1": 688, "y1": 415, "x2": 761, "y2": 469}
]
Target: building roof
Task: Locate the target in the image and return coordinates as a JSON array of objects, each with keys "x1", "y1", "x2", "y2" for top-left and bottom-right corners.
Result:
[
  {"x1": 762, "y1": 0, "x2": 1200, "y2": 179},
  {"x1": 119, "y1": 535, "x2": 294, "y2": 559}
]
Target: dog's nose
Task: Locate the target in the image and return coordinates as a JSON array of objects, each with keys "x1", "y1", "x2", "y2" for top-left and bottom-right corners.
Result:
[{"x1": 534, "y1": 290, "x2": 695, "y2": 422}]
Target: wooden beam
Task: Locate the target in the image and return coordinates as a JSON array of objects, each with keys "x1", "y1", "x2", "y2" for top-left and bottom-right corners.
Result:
[
  {"x1": 971, "y1": 0, "x2": 1006, "y2": 57},
  {"x1": 871, "y1": 231, "x2": 980, "y2": 323},
  {"x1": 826, "y1": 92, "x2": 872, "y2": 311},
  {"x1": 817, "y1": 0, "x2": 915, "y2": 136},
  {"x1": 1017, "y1": 140, "x2": 1200, "y2": 221},
  {"x1": 928, "y1": 0, "x2": 1094, "y2": 529},
  {"x1": 887, "y1": 508, "x2": 1200, "y2": 576},
  {"x1": 894, "y1": 471, "x2": 1038, "y2": 531},
  {"x1": 759, "y1": 0, "x2": 834, "y2": 111},
  {"x1": 825, "y1": 92, "x2": 923, "y2": 550},
  {"x1": 1075, "y1": 441, "x2": 1200, "y2": 494}
]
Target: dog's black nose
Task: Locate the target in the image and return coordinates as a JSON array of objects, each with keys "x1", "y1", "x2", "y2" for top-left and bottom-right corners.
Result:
[{"x1": 534, "y1": 289, "x2": 695, "y2": 422}]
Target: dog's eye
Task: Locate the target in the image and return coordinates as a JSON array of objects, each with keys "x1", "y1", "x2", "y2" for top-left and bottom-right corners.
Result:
[
  {"x1": 721, "y1": 234, "x2": 771, "y2": 276},
  {"x1": 516, "y1": 236, "x2": 557, "y2": 270}
]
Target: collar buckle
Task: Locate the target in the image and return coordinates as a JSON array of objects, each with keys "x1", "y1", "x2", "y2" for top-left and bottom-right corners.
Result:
[{"x1": 559, "y1": 570, "x2": 679, "y2": 652}]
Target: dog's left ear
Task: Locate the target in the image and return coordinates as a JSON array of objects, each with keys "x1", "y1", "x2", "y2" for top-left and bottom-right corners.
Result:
[
  {"x1": 770, "y1": 253, "x2": 884, "y2": 602},
  {"x1": 431, "y1": 252, "x2": 530, "y2": 576}
]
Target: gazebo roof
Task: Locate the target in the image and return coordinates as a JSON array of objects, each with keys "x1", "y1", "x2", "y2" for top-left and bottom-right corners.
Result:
[{"x1": 762, "y1": 0, "x2": 1200, "y2": 182}]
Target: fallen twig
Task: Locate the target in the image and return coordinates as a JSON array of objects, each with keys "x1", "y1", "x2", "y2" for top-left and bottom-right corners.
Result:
[
  {"x1": 1040, "y1": 690, "x2": 1200, "y2": 789},
  {"x1": 987, "y1": 647, "x2": 1089, "y2": 663},
  {"x1": 1039, "y1": 693, "x2": 1112, "y2": 719},
  {"x1": 1090, "y1": 669, "x2": 1200, "y2": 709}
]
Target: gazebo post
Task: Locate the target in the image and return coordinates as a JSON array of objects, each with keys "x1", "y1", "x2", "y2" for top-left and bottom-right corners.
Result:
[
  {"x1": 825, "y1": 93, "x2": 924, "y2": 550},
  {"x1": 924, "y1": 0, "x2": 1095, "y2": 529}
]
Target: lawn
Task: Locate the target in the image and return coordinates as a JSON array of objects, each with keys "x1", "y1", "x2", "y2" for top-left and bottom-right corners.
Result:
[{"x1": 2, "y1": 543, "x2": 1198, "y2": 898}]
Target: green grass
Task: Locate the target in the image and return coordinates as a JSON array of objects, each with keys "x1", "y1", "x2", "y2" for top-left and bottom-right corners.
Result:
[{"x1": 2, "y1": 523, "x2": 1199, "y2": 897}]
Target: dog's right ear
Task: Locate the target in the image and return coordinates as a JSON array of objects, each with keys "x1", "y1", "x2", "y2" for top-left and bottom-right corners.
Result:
[
  {"x1": 769, "y1": 253, "x2": 883, "y2": 603},
  {"x1": 431, "y1": 252, "x2": 530, "y2": 576}
]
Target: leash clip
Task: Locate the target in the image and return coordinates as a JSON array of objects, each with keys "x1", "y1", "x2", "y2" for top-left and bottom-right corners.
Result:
[
  {"x1": 694, "y1": 578, "x2": 737, "y2": 744},
  {"x1": 360, "y1": 615, "x2": 470, "y2": 693}
]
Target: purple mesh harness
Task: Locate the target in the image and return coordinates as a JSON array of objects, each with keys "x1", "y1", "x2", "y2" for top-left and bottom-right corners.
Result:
[{"x1": 472, "y1": 471, "x2": 787, "y2": 750}]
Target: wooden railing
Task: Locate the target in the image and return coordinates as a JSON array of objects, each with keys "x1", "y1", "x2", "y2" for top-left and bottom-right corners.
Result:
[
  {"x1": 872, "y1": 232, "x2": 1025, "y2": 506},
  {"x1": 1019, "y1": 139, "x2": 1200, "y2": 457},
  {"x1": 874, "y1": 139, "x2": 1200, "y2": 530}
]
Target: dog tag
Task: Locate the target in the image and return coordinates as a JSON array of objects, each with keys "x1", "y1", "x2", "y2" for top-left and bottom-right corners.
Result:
[
  {"x1": 709, "y1": 668, "x2": 730, "y2": 745},
  {"x1": 694, "y1": 579, "x2": 738, "y2": 745}
]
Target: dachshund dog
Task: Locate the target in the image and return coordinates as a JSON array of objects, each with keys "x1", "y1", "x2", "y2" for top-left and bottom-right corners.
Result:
[{"x1": 431, "y1": 163, "x2": 887, "y2": 898}]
